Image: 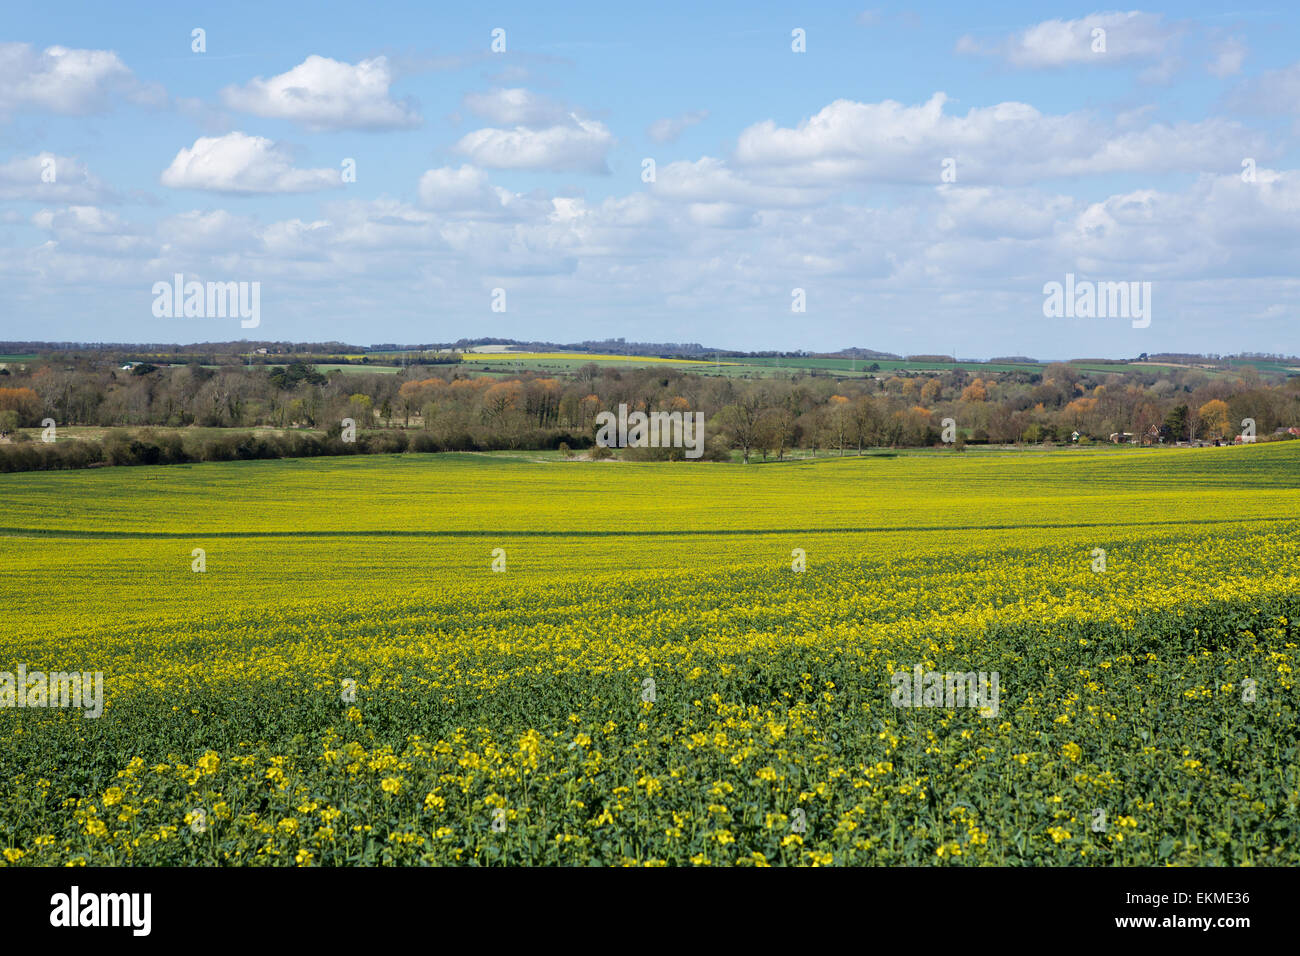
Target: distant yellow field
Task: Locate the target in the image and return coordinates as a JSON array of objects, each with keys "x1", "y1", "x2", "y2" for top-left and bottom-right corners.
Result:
[{"x1": 458, "y1": 351, "x2": 730, "y2": 365}]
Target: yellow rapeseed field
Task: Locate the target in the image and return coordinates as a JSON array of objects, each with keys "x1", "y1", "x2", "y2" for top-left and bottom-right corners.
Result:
[{"x1": 0, "y1": 445, "x2": 1296, "y2": 865}]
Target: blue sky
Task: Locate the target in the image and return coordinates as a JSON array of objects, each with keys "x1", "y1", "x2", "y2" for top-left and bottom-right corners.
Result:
[{"x1": 1, "y1": 1, "x2": 1297, "y2": 358}]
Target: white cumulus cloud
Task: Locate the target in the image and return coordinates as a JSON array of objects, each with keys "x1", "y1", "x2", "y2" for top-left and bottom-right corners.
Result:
[
  {"x1": 957, "y1": 11, "x2": 1181, "y2": 68},
  {"x1": 453, "y1": 117, "x2": 614, "y2": 173},
  {"x1": 0, "y1": 42, "x2": 157, "y2": 116},
  {"x1": 463, "y1": 88, "x2": 569, "y2": 126},
  {"x1": 221, "y1": 55, "x2": 420, "y2": 130},
  {"x1": 160, "y1": 132, "x2": 342, "y2": 194},
  {"x1": 732, "y1": 93, "x2": 1263, "y2": 185}
]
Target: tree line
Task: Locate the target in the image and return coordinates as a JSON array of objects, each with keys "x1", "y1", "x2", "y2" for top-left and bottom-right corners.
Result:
[{"x1": 0, "y1": 356, "x2": 1296, "y2": 471}]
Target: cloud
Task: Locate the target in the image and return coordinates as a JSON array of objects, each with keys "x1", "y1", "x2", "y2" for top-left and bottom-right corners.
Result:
[
  {"x1": 160, "y1": 132, "x2": 342, "y2": 194},
  {"x1": 13, "y1": 161, "x2": 1300, "y2": 353},
  {"x1": 454, "y1": 87, "x2": 615, "y2": 173},
  {"x1": 651, "y1": 157, "x2": 826, "y2": 207},
  {"x1": 683, "y1": 202, "x2": 755, "y2": 229},
  {"x1": 415, "y1": 164, "x2": 548, "y2": 218},
  {"x1": 259, "y1": 217, "x2": 336, "y2": 259},
  {"x1": 0, "y1": 42, "x2": 158, "y2": 116},
  {"x1": 732, "y1": 93, "x2": 1264, "y2": 185},
  {"x1": 647, "y1": 109, "x2": 708, "y2": 143},
  {"x1": 0, "y1": 153, "x2": 114, "y2": 202},
  {"x1": 1059, "y1": 170, "x2": 1300, "y2": 278},
  {"x1": 419, "y1": 164, "x2": 498, "y2": 211},
  {"x1": 221, "y1": 55, "x2": 420, "y2": 130},
  {"x1": 935, "y1": 185, "x2": 1075, "y2": 240},
  {"x1": 31, "y1": 204, "x2": 125, "y2": 233},
  {"x1": 1227, "y1": 61, "x2": 1300, "y2": 114},
  {"x1": 453, "y1": 116, "x2": 614, "y2": 173},
  {"x1": 29, "y1": 205, "x2": 153, "y2": 256},
  {"x1": 957, "y1": 11, "x2": 1181, "y2": 68},
  {"x1": 157, "y1": 210, "x2": 260, "y2": 253},
  {"x1": 463, "y1": 87, "x2": 569, "y2": 126},
  {"x1": 1208, "y1": 36, "x2": 1246, "y2": 78}
]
